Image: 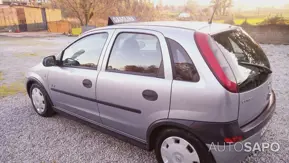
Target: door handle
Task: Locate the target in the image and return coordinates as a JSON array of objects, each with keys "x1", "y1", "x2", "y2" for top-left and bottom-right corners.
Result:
[
  {"x1": 82, "y1": 79, "x2": 92, "y2": 88},
  {"x1": 142, "y1": 90, "x2": 158, "y2": 101}
]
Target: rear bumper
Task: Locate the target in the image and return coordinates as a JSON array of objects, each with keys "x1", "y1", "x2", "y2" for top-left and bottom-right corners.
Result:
[
  {"x1": 208, "y1": 129, "x2": 263, "y2": 163},
  {"x1": 208, "y1": 91, "x2": 276, "y2": 163},
  {"x1": 240, "y1": 90, "x2": 276, "y2": 138}
]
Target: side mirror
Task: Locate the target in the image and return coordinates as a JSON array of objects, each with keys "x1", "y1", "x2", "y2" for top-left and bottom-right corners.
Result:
[{"x1": 43, "y1": 55, "x2": 57, "y2": 67}]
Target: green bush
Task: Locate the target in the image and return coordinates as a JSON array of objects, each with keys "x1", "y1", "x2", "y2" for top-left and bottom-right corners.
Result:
[
  {"x1": 259, "y1": 15, "x2": 289, "y2": 25},
  {"x1": 241, "y1": 18, "x2": 250, "y2": 26}
]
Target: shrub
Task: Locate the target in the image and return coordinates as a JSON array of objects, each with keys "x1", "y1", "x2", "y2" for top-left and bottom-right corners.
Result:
[
  {"x1": 224, "y1": 16, "x2": 235, "y2": 25},
  {"x1": 259, "y1": 15, "x2": 288, "y2": 25},
  {"x1": 241, "y1": 18, "x2": 251, "y2": 26}
]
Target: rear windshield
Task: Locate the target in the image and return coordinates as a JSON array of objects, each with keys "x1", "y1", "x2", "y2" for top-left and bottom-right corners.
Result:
[{"x1": 213, "y1": 29, "x2": 270, "y2": 84}]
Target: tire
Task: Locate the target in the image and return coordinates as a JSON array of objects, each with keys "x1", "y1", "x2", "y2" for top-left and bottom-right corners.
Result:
[
  {"x1": 155, "y1": 128, "x2": 215, "y2": 163},
  {"x1": 29, "y1": 83, "x2": 55, "y2": 117}
]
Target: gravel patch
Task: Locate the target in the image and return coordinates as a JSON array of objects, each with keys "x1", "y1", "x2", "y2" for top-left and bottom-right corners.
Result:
[
  {"x1": 243, "y1": 44, "x2": 289, "y2": 163},
  {"x1": 0, "y1": 95, "x2": 156, "y2": 163},
  {"x1": 0, "y1": 36, "x2": 289, "y2": 163},
  {"x1": 0, "y1": 36, "x2": 75, "y2": 85}
]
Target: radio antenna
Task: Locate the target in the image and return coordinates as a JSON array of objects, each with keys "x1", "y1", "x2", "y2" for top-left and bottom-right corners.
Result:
[{"x1": 209, "y1": 0, "x2": 220, "y2": 24}]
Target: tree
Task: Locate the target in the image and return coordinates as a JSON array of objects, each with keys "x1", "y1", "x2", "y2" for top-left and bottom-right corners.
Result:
[
  {"x1": 203, "y1": 8, "x2": 211, "y2": 16},
  {"x1": 157, "y1": 0, "x2": 163, "y2": 10},
  {"x1": 185, "y1": 0, "x2": 197, "y2": 14},
  {"x1": 211, "y1": 0, "x2": 232, "y2": 16},
  {"x1": 260, "y1": 15, "x2": 288, "y2": 25},
  {"x1": 113, "y1": 0, "x2": 159, "y2": 21},
  {"x1": 52, "y1": 0, "x2": 116, "y2": 26},
  {"x1": 53, "y1": 0, "x2": 160, "y2": 26}
]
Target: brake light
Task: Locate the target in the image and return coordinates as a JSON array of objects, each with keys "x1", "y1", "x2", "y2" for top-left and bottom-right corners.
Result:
[
  {"x1": 224, "y1": 136, "x2": 243, "y2": 143},
  {"x1": 194, "y1": 32, "x2": 237, "y2": 93}
]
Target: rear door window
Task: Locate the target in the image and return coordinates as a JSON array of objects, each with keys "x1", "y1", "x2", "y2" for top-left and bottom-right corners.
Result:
[{"x1": 106, "y1": 33, "x2": 164, "y2": 78}]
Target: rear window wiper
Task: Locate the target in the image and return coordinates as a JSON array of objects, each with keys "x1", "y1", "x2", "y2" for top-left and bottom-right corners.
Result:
[{"x1": 238, "y1": 62, "x2": 272, "y2": 74}]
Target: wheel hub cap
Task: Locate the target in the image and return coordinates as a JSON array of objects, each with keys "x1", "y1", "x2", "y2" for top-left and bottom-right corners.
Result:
[
  {"x1": 161, "y1": 136, "x2": 200, "y2": 163},
  {"x1": 173, "y1": 153, "x2": 183, "y2": 163},
  {"x1": 31, "y1": 88, "x2": 45, "y2": 114}
]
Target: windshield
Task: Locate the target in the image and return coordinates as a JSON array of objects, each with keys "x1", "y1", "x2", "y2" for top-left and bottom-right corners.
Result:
[{"x1": 213, "y1": 28, "x2": 271, "y2": 84}]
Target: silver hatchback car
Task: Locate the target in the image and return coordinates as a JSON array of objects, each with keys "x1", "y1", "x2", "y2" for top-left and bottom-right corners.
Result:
[{"x1": 26, "y1": 21, "x2": 276, "y2": 163}]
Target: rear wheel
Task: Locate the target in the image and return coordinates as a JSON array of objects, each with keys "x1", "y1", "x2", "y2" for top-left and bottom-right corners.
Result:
[
  {"x1": 155, "y1": 128, "x2": 215, "y2": 163},
  {"x1": 30, "y1": 83, "x2": 54, "y2": 117}
]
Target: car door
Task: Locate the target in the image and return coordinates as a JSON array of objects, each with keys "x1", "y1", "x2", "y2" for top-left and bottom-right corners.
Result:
[
  {"x1": 48, "y1": 30, "x2": 114, "y2": 123},
  {"x1": 96, "y1": 29, "x2": 173, "y2": 141}
]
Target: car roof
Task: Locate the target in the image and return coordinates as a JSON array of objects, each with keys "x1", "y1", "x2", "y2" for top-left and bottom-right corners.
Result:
[
  {"x1": 119, "y1": 21, "x2": 210, "y2": 30},
  {"x1": 89, "y1": 21, "x2": 237, "y2": 35}
]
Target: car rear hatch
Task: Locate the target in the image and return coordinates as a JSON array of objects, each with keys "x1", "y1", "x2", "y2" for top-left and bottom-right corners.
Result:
[{"x1": 212, "y1": 28, "x2": 272, "y2": 126}]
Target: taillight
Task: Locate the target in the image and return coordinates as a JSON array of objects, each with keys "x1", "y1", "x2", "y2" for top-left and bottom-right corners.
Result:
[
  {"x1": 194, "y1": 32, "x2": 238, "y2": 93},
  {"x1": 224, "y1": 136, "x2": 243, "y2": 143}
]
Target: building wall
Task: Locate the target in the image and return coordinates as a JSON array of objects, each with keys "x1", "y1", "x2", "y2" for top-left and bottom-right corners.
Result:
[
  {"x1": 13, "y1": 6, "x2": 45, "y2": 31},
  {"x1": 16, "y1": 7, "x2": 25, "y2": 24},
  {"x1": 46, "y1": 8, "x2": 62, "y2": 22},
  {"x1": 242, "y1": 24, "x2": 289, "y2": 45},
  {"x1": 25, "y1": 7, "x2": 45, "y2": 31},
  {"x1": 0, "y1": 7, "x2": 19, "y2": 30},
  {"x1": 47, "y1": 20, "x2": 70, "y2": 33},
  {"x1": 15, "y1": 7, "x2": 27, "y2": 31},
  {"x1": 0, "y1": 6, "x2": 62, "y2": 32},
  {"x1": 24, "y1": 7, "x2": 43, "y2": 24}
]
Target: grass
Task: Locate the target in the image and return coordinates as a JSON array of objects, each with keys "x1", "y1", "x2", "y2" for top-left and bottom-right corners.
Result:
[
  {"x1": 234, "y1": 18, "x2": 265, "y2": 25},
  {"x1": 15, "y1": 53, "x2": 38, "y2": 57},
  {"x1": 0, "y1": 81, "x2": 26, "y2": 98},
  {"x1": 216, "y1": 17, "x2": 289, "y2": 25},
  {"x1": 0, "y1": 71, "x2": 3, "y2": 81}
]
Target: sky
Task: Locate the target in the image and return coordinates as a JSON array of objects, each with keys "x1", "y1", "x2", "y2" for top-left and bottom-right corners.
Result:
[{"x1": 153, "y1": 0, "x2": 289, "y2": 9}]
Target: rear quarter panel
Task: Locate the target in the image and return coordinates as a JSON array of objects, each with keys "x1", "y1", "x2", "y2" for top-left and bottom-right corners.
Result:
[{"x1": 161, "y1": 28, "x2": 239, "y2": 122}]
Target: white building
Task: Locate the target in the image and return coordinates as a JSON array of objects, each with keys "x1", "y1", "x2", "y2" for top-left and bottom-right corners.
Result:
[
  {"x1": 2, "y1": 0, "x2": 48, "y2": 5},
  {"x1": 2, "y1": 0, "x2": 29, "y2": 4},
  {"x1": 178, "y1": 12, "x2": 191, "y2": 18},
  {"x1": 36, "y1": 0, "x2": 48, "y2": 3}
]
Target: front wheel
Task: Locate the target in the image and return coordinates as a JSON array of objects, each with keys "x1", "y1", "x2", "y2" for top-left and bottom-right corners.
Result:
[
  {"x1": 30, "y1": 83, "x2": 55, "y2": 117},
  {"x1": 155, "y1": 128, "x2": 215, "y2": 163}
]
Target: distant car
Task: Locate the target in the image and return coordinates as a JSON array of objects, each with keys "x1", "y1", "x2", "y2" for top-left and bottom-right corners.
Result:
[
  {"x1": 26, "y1": 21, "x2": 276, "y2": 163},
  {"x1": 178, "y1": 12, "x2": 191, "y2": 18}
]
